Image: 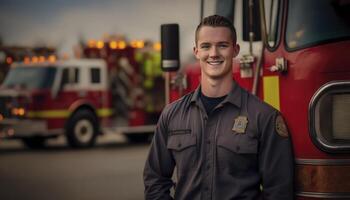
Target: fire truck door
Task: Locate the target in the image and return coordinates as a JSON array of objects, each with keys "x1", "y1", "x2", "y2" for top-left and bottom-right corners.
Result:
[{"x1": 260, "y1": 0, "x2": 284, "y2": 111}]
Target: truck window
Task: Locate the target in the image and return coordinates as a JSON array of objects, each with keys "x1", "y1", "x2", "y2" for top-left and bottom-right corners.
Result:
[
  {"x1": 286, "y1": 0, "x2": 350, "y2": 50},
  {"x1": 62, "y1": 67, "x2": 79, "y2": 85},
  {"x1": 216, "y1": 0, "x2": 235, "y2": 21},
  {"x1": 2, "y1": 66, "x2": 56, "y2": 89},
  {"x1": 90, "y1": 68, "x2": 101, "y2": 84},
  {"x1": 202, "y1": 0, "x2": 216, "y2": 18},
  {"x1": 264, "y1": 0, "x2": 281, "y2": 48}
]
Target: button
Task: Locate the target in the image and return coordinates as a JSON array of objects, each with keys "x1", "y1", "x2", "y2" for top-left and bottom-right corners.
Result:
[
  {"x1": 207, "y1": 140, "x2": 210, "y2": 144},
  {"x1": 177, "y1": 143, "x2": 182, "y2": 148},
  {"x1": 236, "y1": 146, "x2": 240, "y2": 151},
  {"x1": 207, "y1": 165, "x2": 210, "y2": 170},
  {"x1": 204, "y1": 187, "x2": 209, "y2": 191}
]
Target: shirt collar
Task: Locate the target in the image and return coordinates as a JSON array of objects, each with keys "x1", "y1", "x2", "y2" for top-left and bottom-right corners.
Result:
[
  {"x1": 222, "y1": 82, "x2": 242, "y2": 108},
  {"x1": 190, "y1": 85, "x2": 201, "y2": 104},
  {"x1": 190, "y1": 81, "x2": 242, "y2": 108}
]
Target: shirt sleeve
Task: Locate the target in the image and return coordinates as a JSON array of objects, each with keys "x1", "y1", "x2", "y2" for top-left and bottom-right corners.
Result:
[
  {"x1": 259, "y1": 111, "x2": 294, "y2": 199},
  {"x1": 143, "y1": 107, "x2": 175, "y2": 200}
]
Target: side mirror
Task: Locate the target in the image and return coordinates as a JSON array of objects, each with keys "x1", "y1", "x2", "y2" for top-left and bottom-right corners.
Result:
[
  {"x1": 243, "y1": 0, "x2": 261, "y2": 41},
  {"x1": 161, "y1": 24, "x2": 180, "y2": 72}
]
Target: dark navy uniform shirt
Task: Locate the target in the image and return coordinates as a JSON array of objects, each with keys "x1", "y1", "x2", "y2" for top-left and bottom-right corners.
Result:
[{"x1": 144, "y1": 82, "x2": 294, "y2": 200}]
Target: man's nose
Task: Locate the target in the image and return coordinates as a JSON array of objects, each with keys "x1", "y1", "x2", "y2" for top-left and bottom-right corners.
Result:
[{"x1": 209, "y1": 46, "x2": 219, "y2": 57}]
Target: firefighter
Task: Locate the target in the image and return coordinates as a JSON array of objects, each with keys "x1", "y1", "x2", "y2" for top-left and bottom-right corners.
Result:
[
  {"x1": 135, "y1": 41, "x2": 164, "y2": 115},
  {"x1": 144, "y1": 15, "x2": 294, "y2": 199}
]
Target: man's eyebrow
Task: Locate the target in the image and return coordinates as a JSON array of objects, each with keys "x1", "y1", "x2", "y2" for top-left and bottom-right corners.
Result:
[
  {"x1": 198, "y1": 41, "x2": 231, "y2": 47},
  {"x1": 199, "y1": 42, "x2": 211, "y2": 46},
  {"x1": 199, "y1": 41, "x2": 229, "y2": 45},
  {"x1": 217, "y1": 41, "x2": 230, "y2": 44}
]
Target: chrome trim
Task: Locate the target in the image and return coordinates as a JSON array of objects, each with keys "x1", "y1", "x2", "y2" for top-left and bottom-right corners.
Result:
[
  {"x1": 162, "y1": 60, "x2": 179, "y2": 69},
  {"x1": 0, "y1": 118, "x2": 61, "y2": 137},
  {"x1": 297, "y1": 191, "x2": 350, "y2": 198},
  {"x1": 296, "y1": 158, "x2": 350, "y2": 165},
  {"x1": 309, "y1": 80, "x2": 350, "y2": 153}
]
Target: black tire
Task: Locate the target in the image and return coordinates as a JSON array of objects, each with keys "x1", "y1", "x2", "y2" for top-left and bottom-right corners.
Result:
[
  {"x1": 22, "y1": 137, "x2": 46, "y2": 149},
  {"x1": 126, "y1": 133, "x2": 152, "y2": 143},
  {"x1": 65, "y1": 110, "x2": 98, "y2": 148}
]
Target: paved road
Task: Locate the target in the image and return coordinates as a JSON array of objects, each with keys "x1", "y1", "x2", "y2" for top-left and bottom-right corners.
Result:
[{"x1": 0, "y1": 135, "x2": 151, "y2": 200}]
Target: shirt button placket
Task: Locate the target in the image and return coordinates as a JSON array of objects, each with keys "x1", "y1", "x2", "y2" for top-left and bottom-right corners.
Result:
[{"x1": 203, "y1": 118, "x2": 214, "y2": 200}]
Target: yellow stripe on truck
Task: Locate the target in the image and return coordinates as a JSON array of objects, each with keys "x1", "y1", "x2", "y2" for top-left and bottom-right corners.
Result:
[
  {"x1": 27, "y1": 110, "x2": 71, "y2": 118},
  {"x1": 263, "y1": 76, "x2": 280, "y2": 111},
  {"x1": 27, "y1": 108, "x2": 113, "y2": 118},
  {"x1": 97, "y1": 108, "x2": 114, "y2": 117}
]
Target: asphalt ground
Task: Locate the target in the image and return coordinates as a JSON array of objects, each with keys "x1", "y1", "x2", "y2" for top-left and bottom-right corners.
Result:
[{"x1": 0, "y1": 134, "x2": 150, "y2": 200}]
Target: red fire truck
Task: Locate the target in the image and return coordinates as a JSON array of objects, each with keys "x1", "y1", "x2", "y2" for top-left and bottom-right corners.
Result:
[
  {"x1": 161, "y1": 0, "x2": 350, "y2": 199},
  {"x1": 0, "y1": 39, "x2": 164, "y2": 148}
]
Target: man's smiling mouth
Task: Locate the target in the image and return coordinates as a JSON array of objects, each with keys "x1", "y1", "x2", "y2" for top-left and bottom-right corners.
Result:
[{"x1": 207, "y1": 60, "x2": 224, "y2": 66}]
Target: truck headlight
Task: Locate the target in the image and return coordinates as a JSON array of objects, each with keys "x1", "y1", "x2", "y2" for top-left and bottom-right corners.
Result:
[
  {"x1": 333, "y1": 94, "x2": 350, "y2": 140},
  {"x1": 11, "y1": 107, "x2": 26, "y2": 117},
  {"x1": 309, "y1": 81, "x2": 350, "y2": 153}
]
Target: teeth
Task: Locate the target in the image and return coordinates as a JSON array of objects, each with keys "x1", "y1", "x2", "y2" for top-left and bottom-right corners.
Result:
[{"x1": 208, "y1": 61, "x2": 223, "y2": 65}]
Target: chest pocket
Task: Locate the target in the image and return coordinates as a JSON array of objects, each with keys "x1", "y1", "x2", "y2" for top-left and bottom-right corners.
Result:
[
  {"x1": 217, "y1": 131, "x2": 258, "y2": 154},
  {"x1": 167, "y1": 129, "x2": 197, "y2": 172},
  {"x1": 217, "y1": 131, "x2": 258, "y2": 172}
]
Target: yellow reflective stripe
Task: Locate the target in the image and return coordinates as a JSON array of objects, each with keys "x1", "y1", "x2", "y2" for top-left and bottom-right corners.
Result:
[
  {"x1": 27, "y1": 110, "x2": 71, "y2": 118},
  {"x1": 27, "y1": 108, "x2": 113, "y2": 118},
  {"x1": 97, "y1": 108, "x2": 113, "y2": 117},
  {"x1": 263, "y1": 76, "x2": 280, "y2": 111}
]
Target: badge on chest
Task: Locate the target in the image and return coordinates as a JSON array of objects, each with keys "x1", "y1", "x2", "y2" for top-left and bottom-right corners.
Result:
[{"x1": 232, "y1": 116, "x2": 248, "y2": 134}]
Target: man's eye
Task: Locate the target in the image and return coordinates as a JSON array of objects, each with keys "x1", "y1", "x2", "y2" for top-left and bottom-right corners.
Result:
[
  {"x1": 218, "y1": 44, "x2": 228, "y2": 48},
  {"x1": 200, "y1": 45, "x2": 210, "y2": 49}
]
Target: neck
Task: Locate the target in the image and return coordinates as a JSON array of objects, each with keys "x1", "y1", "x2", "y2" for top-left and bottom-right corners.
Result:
[{"x1": 201, "y1": 75, "x2": 233, "y2": 97}]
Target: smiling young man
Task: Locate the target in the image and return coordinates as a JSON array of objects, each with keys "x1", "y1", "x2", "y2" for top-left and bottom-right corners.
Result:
[{"x1": 144, "y1": 15, "x2": 294, "y2": 200}]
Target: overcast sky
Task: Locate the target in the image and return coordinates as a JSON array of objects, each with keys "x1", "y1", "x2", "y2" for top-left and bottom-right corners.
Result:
[{"x1": 0, "y1": 0, "x2": 207, "y2": 63}]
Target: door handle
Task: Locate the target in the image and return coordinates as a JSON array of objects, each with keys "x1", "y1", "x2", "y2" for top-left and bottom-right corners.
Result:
[{"x1": 269, "y1": 57, "x2": 288, "y2": 73}]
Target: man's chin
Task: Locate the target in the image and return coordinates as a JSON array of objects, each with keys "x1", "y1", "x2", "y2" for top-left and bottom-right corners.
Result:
[{"x1": 203, "y1": 73, "x2": 225, "y2": 80}]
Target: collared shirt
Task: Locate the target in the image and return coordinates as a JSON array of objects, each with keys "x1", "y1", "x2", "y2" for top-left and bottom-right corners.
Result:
[{"x1": 144, "y1": 82, "x2": 294, "y2": 200}]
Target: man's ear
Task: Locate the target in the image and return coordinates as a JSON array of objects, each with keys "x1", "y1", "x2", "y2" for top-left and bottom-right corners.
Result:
[
  {"x1": 193, "y1": 46, "x2": 200, "y2": 59},
  {"x1": 233, "y1": 44, "x2": 240, "y2": 57}
]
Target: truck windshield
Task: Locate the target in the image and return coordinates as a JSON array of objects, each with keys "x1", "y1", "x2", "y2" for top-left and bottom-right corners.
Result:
[
  {"x1": 286, "y1": 0, "x2": 350, "y2": 50},
  {"x1": 2, "y1": 66, "x2": 56, "y2": 89}
]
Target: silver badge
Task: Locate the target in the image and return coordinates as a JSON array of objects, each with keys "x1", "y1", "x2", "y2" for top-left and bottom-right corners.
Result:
[{"x1": 232, "y1": 116, "x2": 248, "y2": 134}]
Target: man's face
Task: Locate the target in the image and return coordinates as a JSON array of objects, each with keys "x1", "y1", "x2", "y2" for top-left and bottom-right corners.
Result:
[{"x1": 194, "y1": 26, "x2": 239, "y2": 81}]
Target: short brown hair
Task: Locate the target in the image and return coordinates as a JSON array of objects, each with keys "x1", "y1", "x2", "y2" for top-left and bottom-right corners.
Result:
[{"x1": 195, "y1": 15, "x2": 237, "y2": 45}]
